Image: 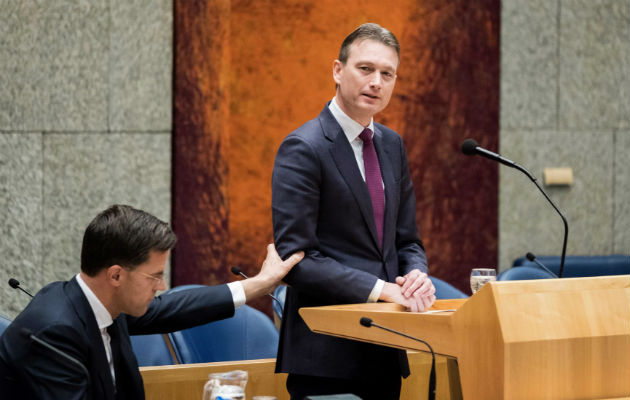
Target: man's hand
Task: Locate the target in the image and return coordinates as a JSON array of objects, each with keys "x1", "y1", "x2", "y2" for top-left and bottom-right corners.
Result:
[
  {"x1": 396, "y1": 269, "x2": 434, "y2": 298},
  {"x1": 379, "y1": 281, "x2": 435, "y2": 312},
  {"x1": 379, "y1": 269, "x2": 436, "y2": 312},
  {"x1": 241, "y1": 244, "x2": 304, "y2": 302}
]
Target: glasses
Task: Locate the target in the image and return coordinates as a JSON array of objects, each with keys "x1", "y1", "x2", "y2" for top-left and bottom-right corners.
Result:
[{"x1": 134, "y1": 270, "x2": 165, "y2": 285}]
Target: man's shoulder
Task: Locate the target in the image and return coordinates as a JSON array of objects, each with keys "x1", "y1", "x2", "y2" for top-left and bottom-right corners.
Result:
[
  {"x1": 374, "y1": 122, "x2": 401, "y2": 139},
  {"x1": 11, "y1": 281, "x2": 81, "y2": 332}
]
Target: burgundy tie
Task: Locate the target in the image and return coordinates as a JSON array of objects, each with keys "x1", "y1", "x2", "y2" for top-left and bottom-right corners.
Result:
[{"x1": 359, "y1": 128, "x2": 384, "y2": 248}]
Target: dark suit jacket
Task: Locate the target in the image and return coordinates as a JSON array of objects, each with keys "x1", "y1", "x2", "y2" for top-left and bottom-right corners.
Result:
[
  {"x1": 271, "y1": 104, "x2": 428, "y2": 380},
  {"x1": 0, "y1": 277, "x2": 234, "y2": 399}
]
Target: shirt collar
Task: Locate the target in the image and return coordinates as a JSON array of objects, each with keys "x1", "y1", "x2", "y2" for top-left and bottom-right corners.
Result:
[
  {"x1": 76, "y1": 273, "x2": 114, "y2": 330},
  {"x1": 329, "y1": 97, "x2": 375, "y2": 143}
]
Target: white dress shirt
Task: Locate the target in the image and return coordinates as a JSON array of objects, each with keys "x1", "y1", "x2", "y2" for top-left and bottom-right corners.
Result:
[{"x1": 75, "y1": 274, "x2": 245, "y2": 383}]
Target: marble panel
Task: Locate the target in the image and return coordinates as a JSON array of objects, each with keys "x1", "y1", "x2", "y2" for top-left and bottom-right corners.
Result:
[
  {"x1": 613, "y1": 131, "x2": 630, "y2": 253},
  {"x1": 42, "y1": 133, "x2": 172, "y2": 285},
  {"x1": 501, "y1": 0, "x2": 558, "y2": 130},
  {"x1": 559, "y1": 0, "x2": 630, "y2": 129},
  {"x1": 0, "y1": 133, "x2": 42, "y2": 318},
  {"x1": 0, "y1": 0, "x2": 109, "y2": 131},
  {"x1": 499, "y1": 129, "x2": 614, "y2": 269},
  {"x1": 109, "y1": 0, "x2": 173, "y2": 131}
]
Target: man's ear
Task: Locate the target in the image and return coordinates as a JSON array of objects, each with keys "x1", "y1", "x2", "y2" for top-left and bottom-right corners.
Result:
[
  {"x1": 332, "y1": 59, "x2": 343, "y2": 85},
  {"x1": 106, "y1": 265, "x2": 124, "y2": 287}
]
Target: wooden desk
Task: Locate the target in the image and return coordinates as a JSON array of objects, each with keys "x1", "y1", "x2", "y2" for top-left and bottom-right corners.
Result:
[{"x1": 140, "y1": 352, "x2": 461, "y2": 400}]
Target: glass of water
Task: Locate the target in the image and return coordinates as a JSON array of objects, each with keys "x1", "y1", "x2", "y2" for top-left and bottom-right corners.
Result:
[{"x1": 470, "y1": 268, "x2": 496, "y2": 294}]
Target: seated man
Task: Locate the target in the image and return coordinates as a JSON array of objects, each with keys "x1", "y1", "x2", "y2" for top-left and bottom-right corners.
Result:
[{"x1": 0, "y1": 204, "x2": 303, "y2": 400}]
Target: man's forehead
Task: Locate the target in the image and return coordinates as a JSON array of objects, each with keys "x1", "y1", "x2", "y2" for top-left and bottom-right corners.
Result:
[{"x1": 347, "y1": 39, "x2": 399, "y2": 68}]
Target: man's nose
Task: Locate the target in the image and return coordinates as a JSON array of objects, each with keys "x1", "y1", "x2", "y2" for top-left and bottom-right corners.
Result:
[{"x1": 369, "y1": 72, "x2": 382, "y2": 88}]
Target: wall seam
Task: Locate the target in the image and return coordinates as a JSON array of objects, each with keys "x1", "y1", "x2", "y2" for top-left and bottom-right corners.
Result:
[
  {"x1": 556, "y1": 0, "x2": 562, "y2": 131},
  {"x1": 610, "y1": 131, "x2": 617, "y2": 254}
]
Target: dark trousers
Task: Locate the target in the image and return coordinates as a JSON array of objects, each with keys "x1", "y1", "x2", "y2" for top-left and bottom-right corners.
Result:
[{"x1": 286, "y1": 373, "x2": 401, "y2": 400}]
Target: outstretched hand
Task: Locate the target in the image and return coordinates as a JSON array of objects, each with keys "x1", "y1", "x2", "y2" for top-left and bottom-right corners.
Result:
[{"x1": 241, "y1": 244, "x2": 304, "y2": 302}]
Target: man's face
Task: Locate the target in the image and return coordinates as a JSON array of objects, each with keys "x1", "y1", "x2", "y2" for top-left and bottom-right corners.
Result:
[
  {"x1": 117, "y1": 250, "x2": 168, "y2": 317},
  {"x1": 333, "y1": 39, "x2": 399, "y2": 126}
]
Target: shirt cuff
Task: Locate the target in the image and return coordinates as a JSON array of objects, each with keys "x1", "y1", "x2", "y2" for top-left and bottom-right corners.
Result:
[
  {"x1": 227, "y1": 281, "x2": 246, "y2": 309},
  {"x1": 367, "y1": 279, "x2": 385, "y2": 303}
]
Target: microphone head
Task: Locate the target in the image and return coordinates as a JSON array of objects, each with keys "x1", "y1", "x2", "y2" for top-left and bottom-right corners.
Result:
[
  {"x1": 526, "y1": 252, "x2": 536, "y2": 262},
  {"x1": 230, "y1": 266, "x2": 242, "y2": 276},
  {"x1": 359, "y1": 317, "x2": 373, "y2": 327},
  {"x1": 8, "y1": 278, "x2": 20, "y2": 289},
  {"x1": 461, "y1": 139, "x2": 479, "y2": 156},
  {"x1": 19, "y1": 327, "x2": 33, "y2": 338}
]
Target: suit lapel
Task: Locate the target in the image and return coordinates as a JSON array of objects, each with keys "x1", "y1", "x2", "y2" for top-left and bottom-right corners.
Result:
[
  {"x1": 110, "y1": 318, "x2": 145, "y2": 400},
  {"x1": 321, "y1": 107, "x2": 382, "y2": 253},
  {"x1": 66, "y1": 278, "x2": 117, "y2": 399}
]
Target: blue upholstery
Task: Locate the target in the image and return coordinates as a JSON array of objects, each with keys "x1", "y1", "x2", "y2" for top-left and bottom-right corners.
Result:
[
  {"x1": 512, "y1": 255, "x2": 629, "y2": 278},
  {"x1": 166, "y1": 285, "x2": 279, "y2": 363},
  {"x1": 130, "y1": 333, "x2": 175, "y2": 366},
  {"x1": 0, "y1": 315, "x2": 11, "y2": 337},
  {"x1": 272, "y1": 285, "x2": 286, "y2": 320},
  {"x1": 429, "y1": 276, "x2": 469, "y2": 299},
  {"x1": 498, "y1": 265, "x2": 557, "y2": 281}
]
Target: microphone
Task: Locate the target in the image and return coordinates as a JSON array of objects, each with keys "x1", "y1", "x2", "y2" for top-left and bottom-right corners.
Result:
[
  {"x1": 20, "y1": 327, "x2": 91, "y2": 387},
  {"x1": 461, "y1": 138, "x2": 568, "y2": 278},
  {"x1": 360, "y1": 317, "x2": 435, "y2": 400},
  {"x1": 229, "y1": 266, "x2": 283, "y2": 307},
  {"x1": 8, "y1": 278, "x2": 34, "y2": 298},
  {"x1": 526, "y1": 252, "x2": 559, "y2": 278}
]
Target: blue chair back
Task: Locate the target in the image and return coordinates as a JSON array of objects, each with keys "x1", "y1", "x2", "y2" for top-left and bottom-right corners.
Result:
[
  {"x1": 498, "y1": 266, "x2": 557, "y2": 281},
  {"x1": 512, "y1": 255, "x2": 630, "y2": 277},
  {"x1": 272, "y1": 285, "x2": 286, "y2": 320},
  {"x1": 429, "y1": 276, "x2": 468, "y2": 299},
  {"x1": 130, "y1": 333, "x2": 175, "y2": 366},
  {"x1": 0, "y1": 315, "x2": 11, "y2": 337},
  {"x1": 166, "y1": 285, "x2": 279, "y2": 363}
]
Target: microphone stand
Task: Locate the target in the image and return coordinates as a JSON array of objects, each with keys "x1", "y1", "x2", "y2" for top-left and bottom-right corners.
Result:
[
  {"x1": 512, "y1": 165, "x2": 568, "y2": 278},
  {"x1": 360, "y1": 317, "x2": 435, "y2": 400}
]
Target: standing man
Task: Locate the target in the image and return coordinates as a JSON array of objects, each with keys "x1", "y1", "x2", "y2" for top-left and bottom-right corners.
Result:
[
  {"x1": 0, "y1": 204, "x2": 303, "y2": 399},
  {"x1": 272, "y1": 23, "x2": 436, "y2": 399}
]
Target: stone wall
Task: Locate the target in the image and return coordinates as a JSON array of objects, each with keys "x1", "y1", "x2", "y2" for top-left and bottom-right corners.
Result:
[
  {"x1": 0, "y1": 0, "x2": 172, "y2": 318},
  {"x1": 499, "y1": 0, "x2": 630, "y2": 269}
]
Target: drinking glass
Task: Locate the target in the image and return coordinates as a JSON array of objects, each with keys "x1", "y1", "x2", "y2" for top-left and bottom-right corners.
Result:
[
  {"x1": 202, "y1": 370, "x2": 248, "y2": 400},
  {"x1": 470, "y1": 268, "x2": 496, "y2": 294}
]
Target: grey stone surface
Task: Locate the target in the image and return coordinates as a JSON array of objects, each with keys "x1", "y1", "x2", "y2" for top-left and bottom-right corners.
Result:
[
  {"x1": 501, "y1": 0, "x2": 558, "y2": 130},
  {"x1": 499, "y1": 130, "x2": 614, "y2": 270},
  {"x1": 0, "y1": 0, "x2": 109, "y2": 131},
  {"x1": 109, "y1": 0, "x2": 173, "y2": 131},
  {"x1": 42, "y1": 133, "x2": 172, "y2": 286},
  {"x1": 559, "y1": 0, "x2": 630, "y2": 129},
  {"x1": 0, "y1": 134, "x2": 42, "y2": 319},
  {"x1": 613, "y1": 131, "x2": 630, "y2": 253}
]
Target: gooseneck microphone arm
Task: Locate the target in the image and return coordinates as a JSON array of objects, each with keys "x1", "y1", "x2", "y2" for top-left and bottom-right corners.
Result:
[
  {"x1": 360, "y1": 317, "x2": 435, "y2": 400},
  {"x1": 461, "y1": 138, "x2": 568, "y2": 278},
  {"x1": 526, "y1": 252, "x2": 559, "y2": 278},
  {"x1": 20, "y1": 328, "x2": 91, "y2": 388},
  {"x1": 229, "y1": 266, "x2": 282, "y2": 306}
]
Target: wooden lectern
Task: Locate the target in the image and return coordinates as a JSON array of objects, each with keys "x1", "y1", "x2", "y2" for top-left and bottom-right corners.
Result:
[{"x1": 299, "y1": 276, "x2": 630, "y2": 399}]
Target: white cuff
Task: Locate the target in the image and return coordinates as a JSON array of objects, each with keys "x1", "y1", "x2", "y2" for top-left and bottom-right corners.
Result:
[
  {"x1": 227, "y1": 281, "x2": 246, "y2": 309},
  {"x1": 367, "y1": 279, "x2": 385, "y2": 303}
]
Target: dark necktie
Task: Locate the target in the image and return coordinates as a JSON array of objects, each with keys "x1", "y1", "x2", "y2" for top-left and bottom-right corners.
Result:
[{"x1": 359, "y1": 128, "x2": 384, "y2": 247}]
